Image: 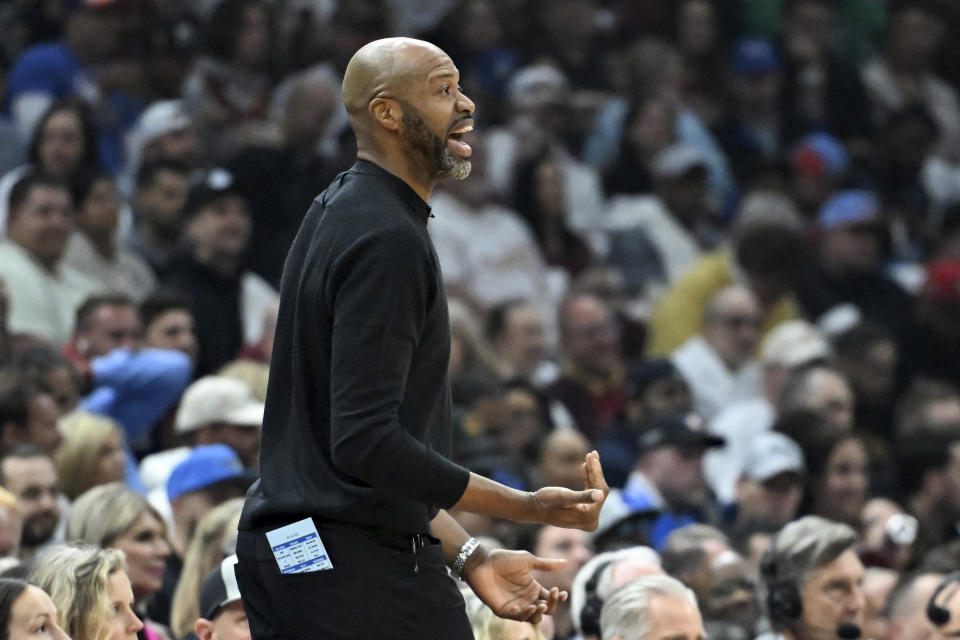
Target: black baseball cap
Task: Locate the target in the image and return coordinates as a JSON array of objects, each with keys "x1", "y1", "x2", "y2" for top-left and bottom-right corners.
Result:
[
  {"x1": 183, "y1": 167, "x2": 246, "y2": 219},
  {"x1": 637, "y1": 412, "x2": 725, "y2": 452},
  {"x1": 200, "y1": 555, "x2": 242, "y2": 620}
]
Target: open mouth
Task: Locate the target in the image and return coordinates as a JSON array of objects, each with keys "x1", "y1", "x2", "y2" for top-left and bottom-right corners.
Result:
[{"x1": 446, "y1": 121, "x2": 474, "y2": 157}]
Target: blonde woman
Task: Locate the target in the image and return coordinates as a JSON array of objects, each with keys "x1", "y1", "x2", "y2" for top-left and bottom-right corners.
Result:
[
  {"x1": 168, "y1": 498, "x2": 242, "y2": 638},
  {"x1": 55, "y1": 412, "x2": 127, "y2": 501},
  {"x1": 461, "y1": 587, "x2": 550, "y2": 640},
  {"x1": 29, "y1": 544, "x2": 142, "y2": 640},
  {"x1": 67, "y1": 484, "x2": 172, "y2": 639}
]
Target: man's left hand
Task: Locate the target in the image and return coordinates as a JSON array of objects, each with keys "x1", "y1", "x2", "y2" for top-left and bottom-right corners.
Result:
[{"x1": 465, "y1": 549, "x2": 567, "y2": 624}]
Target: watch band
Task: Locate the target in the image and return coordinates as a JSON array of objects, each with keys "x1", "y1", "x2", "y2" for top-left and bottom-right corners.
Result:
[{"x1": 452, "y1": 537, "x2": 481, "y2": 578}]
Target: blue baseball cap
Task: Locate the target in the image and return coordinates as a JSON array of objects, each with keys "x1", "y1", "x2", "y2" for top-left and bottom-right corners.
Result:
[
  {"x1": 730, "y1": 39, "x2": 781, "y2": 76},
  {"x1": 817, "y1": 190, "x2": 881, "y2": 230},
  {"x1": 167, "y1": 444, "x2": 256, "y2": 502}
]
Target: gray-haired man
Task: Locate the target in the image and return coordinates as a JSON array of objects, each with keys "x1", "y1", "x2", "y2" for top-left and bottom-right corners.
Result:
[{"x1": 600, "y1": 574, "x2": 706, "y2": 640}]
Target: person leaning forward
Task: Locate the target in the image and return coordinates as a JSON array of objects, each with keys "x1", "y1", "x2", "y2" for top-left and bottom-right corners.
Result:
[{"x1": 235, "y1": 37, "x2": 609, "y2": 640}]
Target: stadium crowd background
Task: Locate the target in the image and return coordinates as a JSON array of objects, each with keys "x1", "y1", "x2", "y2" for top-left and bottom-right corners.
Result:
[{"x1": 0, "y1": 0, "x2": 959, "y2": 638}]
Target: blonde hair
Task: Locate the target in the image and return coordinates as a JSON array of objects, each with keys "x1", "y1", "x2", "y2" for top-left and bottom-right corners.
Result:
[
  {"x1": 55, "y1": 411, "x2": 124, "y2": 500},
  {"x1": 0, "y1": 487, "x2": 17, "y2": 512},
  {"x1": 29, "y1": 544, "x2": 127, "y2": 640},
  {"x1": 218, "y1": 360, "x2": 269, "y2": 402},
  {"x1": 461, "y1": 587, "x2": 546, "y2": 640},
  {"x1": 67, "y1": 483, "x2": 166, "y2": 547},
  {"x1": 169, "y1": 498, "x2": 243, "y2": 638}
]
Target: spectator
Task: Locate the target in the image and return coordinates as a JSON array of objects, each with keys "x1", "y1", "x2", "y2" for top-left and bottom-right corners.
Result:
[
  {"x1": 603, "y1": 144, "x2": 721, "y2": 296},
  {"x1": 0, "y1": 171, "x2": 100, "y2": 345},
  {"x1": 230, "y1": 66, "x2": 346, "y2": 287},
  {"x1": 536, "y1": 430, "x2": 592, "y2": 492},
  {"x1": 601, "y1": 93, "x2": 676, "y2": 198},
  {"x1": 151, "y1": 446, "x2": 252, "y2": 629},
  {"x1": 775, "y1": 411, "x2": 869, "y2": 526},
  {"x1": 138, "y1": 375, "x2": 262, "y2": 505},
  {"x1": 600, "y1": 574, "x2": 705, "y2": 640},
  {"x1": 485, "y1": 300, "x2": 551, "y2": 385},
  {"x1": 778, "y1": 0, "x2": 873, "y2": 144},
  {"x1": 129, "y1": 159, "x2": 191, "y2": 279},
  {"x1": 460, "y1": 585, "x2": 549, "y2": 640},
  {"x1": 169, "y1": 498, "x2": 242, "y2": 640},
  {"x1": 191, "y1": 555, "x2": 249, "y2": 640},
  {"x1": 53, "y1": 410, "x2": 126, "y2": 501},
  {"x1": 895, "y1": 430, "x2": 960, "y2": 559},
  {"x1": 671, "y1": 285, "x2": 763, "y2": 420},
  {"x1": 787, "y1": 132, "x2": 851, "y2": 221},
  {"x1": 28, "y1": 544, "x2": 144, "y2": 640},
  {"x1": 646, "y1": 213, "x2": 806, "y2": 357},
  {"x1": 0, "y1": 374, "x2": 63, "y2": 456},
  {"x1": 121, "y1": 100, "x2": 201, "y2": 199},
  {"x1": 886, "y1": 572, "x2": 947, "y2": 640},
  {"x1": 673, "y1": 0, "x2": 730, "y2": 130},
  {"x1": 527, "y1": 524, "x2": 595, "y2": 640},
  {"x1": 777, "y1": 365, "x2": 856, "y2": 431},
  {"x1": 0, "y1": 578, "x2": 70, "y2": 640},
  {"x1": 705, "y1": 319, "x2": 831, "y2": 503},
  {"x1": 161, "y1": 167, "x2": 278, "y2": 377},
  {"x1": 67, "y1": 482, "x2": 172, "y2": 637},
  {"x1": 139, "y1": 290, "x2": 199, "y2": 365},
  {"x1": 10, "y1": 344, "x2": 82, "y2": 414},
  {"x1": 595, "y1": 359, "x2": 694, "y2": 489},
  {"x1": 0, "y1": 98, "x2": 101, "y2": 235},
  {"x1": 759, "y1": 516, "x2": 866, "y2": 640},
  {"x1": 549, "y1": 293, "x2": 627, "y2": 439},
  {"x1": 569, "y1": 546, "x2": 664, "y2": 639},
  {"x1": 862, "y1": 567, "x2": 898, "y2": 640},
  {"x1": 63, "y1": 170, "x2": 156, "y2": 302},
  {"x1": 714, "y1": 39, "x2": 785, "y2": 184},
  {"x1": 906, "y1": 259, "x2": 960, "y2": 387},
  {"x1": 429, "y1": 139, "x2": 556, "y2": 315},
  {"x1": 833, "y1": 323, "x2": 900, "y2": 439},
  {"x1": 0, "y1": 446, "x2": 61, "y2": 561},
  {"x1": 602, "y1": 412, "x2": 725, "y2": 550},
  {"x1": 862, "y1": 3, "x2": 960, "y2": 157},
  {"x1": 728, "y1": 431, "x2": 805, "y2": 533},
  {"x1": 796, "y1": 190, "x2": 914, "y2": 346},
  {"x1": 64, "y1": 293, "x2": 140, "y2": 369},
  {"x1": 182, "y1": 0, "x2": 274, "y2": 162}
]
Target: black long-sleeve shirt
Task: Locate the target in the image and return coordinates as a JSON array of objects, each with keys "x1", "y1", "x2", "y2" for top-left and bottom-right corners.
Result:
[{"x1": 239, "y1": 161, "x2": 471, "y2": 536}]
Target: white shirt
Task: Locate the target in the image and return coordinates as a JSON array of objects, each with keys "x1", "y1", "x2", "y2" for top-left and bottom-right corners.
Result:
[
  {"x1": 671, "y1": 335, "x2": 763, "y2": 421},
  {"x1": 0, "y1": 240, "x2": 102, "y2": 344},
  {"x1": 62, "y1": 232, "x2": 157, "y2": 302},
  {"x1": 704, "y1": 397, "x2": 776, "y2": 504}
]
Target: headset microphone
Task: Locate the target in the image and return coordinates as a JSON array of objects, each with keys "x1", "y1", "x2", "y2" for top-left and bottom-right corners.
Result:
[{"x1": 836, "y1": 623, "x2": 862, "y2": 640}]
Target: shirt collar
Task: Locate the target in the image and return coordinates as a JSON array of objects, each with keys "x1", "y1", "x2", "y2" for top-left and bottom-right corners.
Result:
[{"x1": 351, "y1": 160, "x2": 434, "y2": 224}]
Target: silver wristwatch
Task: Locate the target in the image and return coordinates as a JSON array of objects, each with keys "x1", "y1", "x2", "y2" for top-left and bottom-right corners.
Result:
[{"x1": 452, "y1": 537, "x2": 481, "y2": 579}]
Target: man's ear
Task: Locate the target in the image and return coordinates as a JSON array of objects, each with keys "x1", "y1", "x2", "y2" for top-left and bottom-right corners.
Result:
[
  {"x1": 369, "y1": 97, "x2": 402, "y2": 132},
  {"x1": 194, "y1": 618, "x2": 214, "y2": 640}
]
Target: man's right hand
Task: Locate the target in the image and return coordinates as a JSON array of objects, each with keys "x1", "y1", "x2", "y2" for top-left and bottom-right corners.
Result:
[{"x1": 529, "y1": 450, "x2": 609, "y2": 531}]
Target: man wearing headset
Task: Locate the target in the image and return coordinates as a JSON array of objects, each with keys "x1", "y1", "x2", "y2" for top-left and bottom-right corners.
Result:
[{"x1": 760, "y1": 516, "x2": 866, "y2": 640}]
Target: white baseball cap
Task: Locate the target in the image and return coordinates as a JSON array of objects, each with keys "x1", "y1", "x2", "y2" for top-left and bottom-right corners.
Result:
[
  {"x1": 742, "y1": 431, "x2": 804, "y2": 482},
  {"x1": 175, "y1": 376, "x2": 264, "y2": 433}
]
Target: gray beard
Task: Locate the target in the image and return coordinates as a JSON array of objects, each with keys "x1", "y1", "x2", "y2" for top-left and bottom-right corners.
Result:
[{"x1": 401, "y1": 104, "x2": 471, "y2": 181}]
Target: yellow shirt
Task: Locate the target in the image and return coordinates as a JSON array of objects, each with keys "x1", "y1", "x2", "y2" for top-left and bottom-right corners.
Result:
[{"x1": 645, "y1": 249, "x2": 800, "y2": 357}]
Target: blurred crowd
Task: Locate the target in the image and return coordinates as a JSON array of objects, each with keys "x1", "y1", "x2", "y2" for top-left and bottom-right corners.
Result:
[{"x1": 0, "y1": 0, "x2": 958, "y2": 639}]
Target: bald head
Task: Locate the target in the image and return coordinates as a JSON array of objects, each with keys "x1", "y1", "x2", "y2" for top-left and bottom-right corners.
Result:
[{"x1": 343, "y1": 37, "x2": 449, "y2": 120}]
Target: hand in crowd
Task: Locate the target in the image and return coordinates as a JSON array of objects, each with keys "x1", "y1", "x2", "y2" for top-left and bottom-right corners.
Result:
[
  {"x1": 465, "y1": 548, "x2": 567, "y2": 624},
  {"x1": 530, "y1": 450, "x2": 609, "y2": 531}
]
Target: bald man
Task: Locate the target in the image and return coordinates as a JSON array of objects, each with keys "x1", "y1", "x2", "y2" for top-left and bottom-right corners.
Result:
[{"x1": 236, "y1": 38, "x2": 609, "y2": 639}]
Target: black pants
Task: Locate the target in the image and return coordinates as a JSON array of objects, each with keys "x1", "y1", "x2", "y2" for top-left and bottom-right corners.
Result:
[{"x1": 235, "y1": 520, "x2": 474, "y2": 640}]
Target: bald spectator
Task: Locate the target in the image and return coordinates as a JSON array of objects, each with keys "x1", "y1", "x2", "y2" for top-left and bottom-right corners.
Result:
[
  {"x1": 705, "y1": 320, "x2": 831, "y2": 503},
  {"x1": 549, "y1": 293, "x2": 627, "y2": 439},
  {"x1": 671, "y1": 285, "x2": 763, "y2": 420},
  {"x1": 0, "y1": 172, "x2": 100, "y2": 345},
  {"x1": 600, "y1": 574, "x2": 706, "y2": 640},
  {"x1": 0, "y1": 446, "x2": 61, "y2": 561}
]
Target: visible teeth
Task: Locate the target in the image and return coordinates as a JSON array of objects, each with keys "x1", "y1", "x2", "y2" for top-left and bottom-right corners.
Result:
[{"x1": 451, "y1": 123, "x2": 474, "y2": 135}]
